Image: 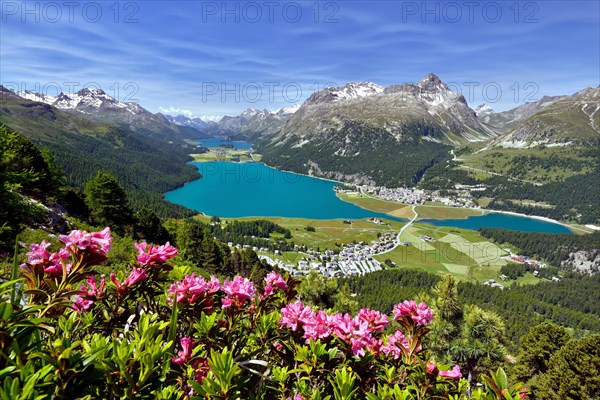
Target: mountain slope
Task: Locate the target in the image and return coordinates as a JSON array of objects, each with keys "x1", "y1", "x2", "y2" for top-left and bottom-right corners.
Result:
[
  {"x1": 16, "y1": 88, "x2": 206, "y2": 140},
  {"x1": 478, "y1": 95, "x2": 566, "y2": 133},
  {"x1": 0, "y1": 86, "x2": 198, "y2": 217},
  {"x1": 492, "y1": 87, "x2": 600, "y2": 148},
  {"x1": 256, "y1": 74, "x2": 495, "y2": 186}
]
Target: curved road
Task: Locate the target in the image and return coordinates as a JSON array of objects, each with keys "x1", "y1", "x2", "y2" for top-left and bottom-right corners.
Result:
[{"x1": 377, "y1": 205, "x2": 418, "y2": 256}]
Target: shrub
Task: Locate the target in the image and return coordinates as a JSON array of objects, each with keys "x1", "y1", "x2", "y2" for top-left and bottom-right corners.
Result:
[{"x1": 0, "y1": 227, "x2": 527, "y2": 399}]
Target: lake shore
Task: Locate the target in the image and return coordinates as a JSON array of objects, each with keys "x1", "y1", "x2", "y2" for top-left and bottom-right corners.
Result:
[{"x1": 167, "y1": 156, "x2": 583, "y2": 235}]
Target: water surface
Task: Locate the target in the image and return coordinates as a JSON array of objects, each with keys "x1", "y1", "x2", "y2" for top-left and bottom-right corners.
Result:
[{"x1": 166, "y1": 161, "x2": 573, "y2": 234}]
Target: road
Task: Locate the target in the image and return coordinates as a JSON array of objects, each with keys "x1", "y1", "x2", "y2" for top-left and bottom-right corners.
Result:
[{"x1": 377, "y1": 205, "x2": 418, "y2": 256}]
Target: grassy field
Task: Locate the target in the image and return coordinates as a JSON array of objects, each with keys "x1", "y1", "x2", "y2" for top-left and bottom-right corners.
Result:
[
  {"x1": 338, "y1": 191, "x2": 484, "y2": 220},
  {"x1": 195, "y1": 214, "x2": 403, "y2": 250},
  {"x1": 415, "y1": 205, "x2": 485, "y2": 219},
  {"x1": 254, "y1": 216, "x2": 402, "y2": 249},
  {"x1": 375, "y1": 223, "x2": 510, "y2": 282},
  {"x1": 337, "y1": 192, "x2": 408, "y2": 214}
]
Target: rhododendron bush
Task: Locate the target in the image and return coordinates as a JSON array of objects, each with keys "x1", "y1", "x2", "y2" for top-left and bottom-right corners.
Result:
[{"x1": 0, "y1": 228, "x2": 527, "y2": 399}]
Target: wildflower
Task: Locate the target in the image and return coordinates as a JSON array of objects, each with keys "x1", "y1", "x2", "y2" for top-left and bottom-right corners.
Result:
[
  {"x1": 393, "y1": 300, "x2": 434, "y2": 327},
  {"x1": 72, "y1": 295, "x2": 94, "y2": 312},
  {"x1": 263, "y1": 271, "x2": 287, "y2": 296},
  {"x1": 221, "y1": 276, "x2": 256, "y2": 308},
  {"x1": 279, "y1": 301, "x2": 314, "y2": 331},
  {"x1": 193, "y1": 358, "x2": 210, "y2": 382},
  {"x1": 134, "y1": 241, "x2": 178, "y2": 267},
  {"x1": 356, "y1": 308, "x2": 389, "y2": 331},
  {"x1": 22, "y1": 241, "x2": 71, "y2": 276},
  {"x1": 24, "y1": 240, "x2": 51, "y2": 266},
  {"x1": 439, "y1": 365, "x2": 462, "y2": 379},
  {"x1": 167, "y1": 274, "x2": 220, "y2": 307},
  {"x1": 82, "y1": 276, "x2": 106, "y2": 298},
  {"x1": 59, "y1": 227, "x2": 112, "y2": 255},
  {"x1": 172, "y1": 337, "x2": 194, "y2": 365},
  {"x1": 381, "y1": 330, "x2": 409, "y2": 359},
  {"x1": 426, "y1": 361, "x2": 438, "y2": 375},
  {"x1": 111, "y1": 268, "x2": 148, "y2": 296},
  {"x1": 302, "y1": 310, "x2": 332, "y2": 341},
  {"x1": 72, "y1": 276, "x2": 106, "y2": 312},
  {"x1": 519, "y1": 388, "x2": 528, "y2": 399}
]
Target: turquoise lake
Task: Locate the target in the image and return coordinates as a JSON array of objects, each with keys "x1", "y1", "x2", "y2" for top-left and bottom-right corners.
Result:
[
  {"x1": 165, "y1": 161, "x2": 573, "y2": 234},
  {"x1": 198, "y1": 138, "x2": 252, "y2": 149},
  {"x1": 165, "y1": 161, "x2": 397, "y2": 220}
]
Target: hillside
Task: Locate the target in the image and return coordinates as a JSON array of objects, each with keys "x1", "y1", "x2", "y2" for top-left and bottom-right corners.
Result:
[
  {"x1": 492, "y1": 86, "x2": 600, "y2": 147},
  {"x1": 477, "y1": 95, "x2": 566, "y2": 133},
  {"x1": 255, "y1": 74, "x2": 496, "y2": 187},
  {"x1": 0, "y1": 86, "x2": 198, "y2": 217}
]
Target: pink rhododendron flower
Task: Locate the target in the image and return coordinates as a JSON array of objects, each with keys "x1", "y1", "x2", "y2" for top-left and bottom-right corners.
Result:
[
  {"x1": 381, "y1": 330, "x2": 409, "y2": 359},
  {"x1": 167, "y1": 274, "x2": 220, "y2": 307},
  {"x1": 24, "y1": 240, "x2": 51, "y2": 265},
  {"x1": 59, "y1": 227, "x2": 112, "y2": 255},
  {"x1": 426, "y1": 361, "x2": 438, "y2": 375},
  {"x1": 72, "y1": 295, "x2": 94, "y2": 312},
  {"x1": 279, "y1": 301, "x2": 314, "y2": 331},
  {"x1": 519, "y1": 388, "x2": 528, "y2": 399},
  {"x1": 393, "y1": 300, "x2": 434, "y2": 326},
  {"x1": 286, "y1": 395, "x2": 304, "y2": 400},
  {"x1": 43, "y1": 248, "x2": 71, "y2": 276},
  {"x1": 439, "y1": 365, "x2": 462, "y2": 379},
  {"x1": 82, "y1": 276, "x2": 106, "y2": 297},
  {"x1": 172, "y1": 337, "x2": 194, "y2": 365},
  {"x1": 263, "y1": 271, "x2": 287, "y2": 296},
  {"x1": 134, "y1": 241, "x2": 178, "y2": 267},
  {"x1": 221, "y1": 276, "x2": 256, "y2": 308},
  {"x1": 302, "y1": 310, "x2": 332, "y2": 341},
  {"x1": 357, "y1": 308, "x2": 389, "y2": 331},
  {"x1": 22, "y1": 241, "x2": 71, "y2": 276},
  {"x1": 193, "y1": 358, "x2": 209, "y2": 382},
  {"x1": 328, "y1": 312, "x2": 379, "y2": 357},
  {"x1": 111, "y1": 268, "x2": 148, "y2": 295},
  {"x1": 72, "y1": 276, "x2": 106, "y2": 312}
]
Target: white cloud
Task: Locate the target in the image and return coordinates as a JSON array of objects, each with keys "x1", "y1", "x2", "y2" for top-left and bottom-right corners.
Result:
[
  {"x1": 200, "y1": 115, "x2": 223, "y2": 122},
  {"x1": 158, "y1": 106, "x2": 194, "y2": 117}
]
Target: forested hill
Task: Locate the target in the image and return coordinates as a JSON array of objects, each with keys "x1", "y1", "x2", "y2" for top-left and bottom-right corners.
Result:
[
  {"x1": 478, "y1": 228, "x2": 600, "y2": 268},
  {"x1": 0, "y1": 86, "x2": 198, "y2": 218}
]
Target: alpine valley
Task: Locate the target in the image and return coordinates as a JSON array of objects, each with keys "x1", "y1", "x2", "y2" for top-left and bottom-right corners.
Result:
[{"x1": 2, "y1": 72, "x2": 600, "y2": 399}]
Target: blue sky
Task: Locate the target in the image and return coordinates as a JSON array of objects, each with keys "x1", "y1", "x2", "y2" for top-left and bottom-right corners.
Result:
[{"x1": 1, "y1": 0, "x2": 598, "y2": 119}]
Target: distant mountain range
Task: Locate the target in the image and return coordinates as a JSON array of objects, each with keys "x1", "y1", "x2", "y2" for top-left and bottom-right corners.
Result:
[
  {"x1": 0, "y1": 85, "x2": 198, "y2": 217},
  {"x1": 5, "y1": 74, "x2": 599, "y2": 188},
  {"x1": 15, "y1": 87, "x2": 207, "y2": 140}
]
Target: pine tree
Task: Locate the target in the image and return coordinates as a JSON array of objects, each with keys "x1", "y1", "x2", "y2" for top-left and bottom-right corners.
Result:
[{"x1": 84, "y1": 171, "x2": 133, "y2": 231}]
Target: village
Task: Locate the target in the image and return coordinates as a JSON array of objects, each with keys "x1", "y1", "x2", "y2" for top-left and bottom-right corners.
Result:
[
  {"x1": 338, "y1": 185, "x2": 478, "y2": 208},
  {"x1": 256, "y1": 231, "x2": 398, "y2": 278}
]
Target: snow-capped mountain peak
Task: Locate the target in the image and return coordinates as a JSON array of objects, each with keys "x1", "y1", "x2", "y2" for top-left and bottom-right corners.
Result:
[
  {"x1": 329, "y1": 82, "x2": 384, "y2": 101},
  {"x1": 279, "y1": 103, "x2": 301, "y2": 114},
  {"x1": 16, "y1": 90, "x2": 57, "y2": 104},
  {"x1": 16, "y1": 87, "x2": 140, "y2": 114}
]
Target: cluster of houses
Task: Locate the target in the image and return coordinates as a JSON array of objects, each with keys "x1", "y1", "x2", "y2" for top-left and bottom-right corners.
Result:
[
  {"x1": 508, "y1": 253, "x2": 547, "y2": 268},
  {"x1": 258, "y1": 232, "x2": 398, "y2": 278},
  {"x1": 354, "y1": 185, "x2": 477, "y2": 208}
]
